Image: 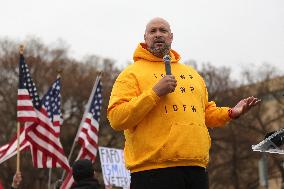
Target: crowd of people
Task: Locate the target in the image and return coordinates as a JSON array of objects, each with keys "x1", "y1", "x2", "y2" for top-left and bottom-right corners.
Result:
[{"x1": 9, "y1": 159, "x2": 112, "y2": 189}]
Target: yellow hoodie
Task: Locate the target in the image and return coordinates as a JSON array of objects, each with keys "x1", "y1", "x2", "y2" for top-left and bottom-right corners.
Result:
[{"x1": 107, "y1": 43, "x2": 231, "y2": 173}]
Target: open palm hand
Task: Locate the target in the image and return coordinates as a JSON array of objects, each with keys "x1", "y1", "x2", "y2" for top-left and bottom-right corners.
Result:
[{"x1": 230, "y1": 96, "x2": 261, "y2": 119}]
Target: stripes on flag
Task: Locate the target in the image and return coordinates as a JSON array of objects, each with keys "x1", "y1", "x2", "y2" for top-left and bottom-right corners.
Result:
[
  {"x1": 61, "y1": 78, "x2": 102, "y2": 189},
  {"x1": 77, "y1": 79, "x2": 102, "y2": 160},
  {"x1": 77, "y1": 113, "x2": 99, "y2": 160},
  {"x1": 17, "y1": 54, "x2": 40, "y2": 123},
  {"x1": 0, "y1": 54, "x2": 69, "y2": 171},
  {"x1": 25, "y1": 78, "x2": 70, "y2": 171},
  {"x1": 0, "y1": 127, "x2": 29, "y2": 164},
  {"x1": 0, "y1": 144, "x2": 9, "y2": 156},
  {"x1": 60, "y1": 170, "x2": 74, "y2": 189},
  {"x1": 0, "y1": 54, "x2": 36, "y2": 165},
  {"x1": 16, "y1": 54, "x2": 69, "y2": 171}
]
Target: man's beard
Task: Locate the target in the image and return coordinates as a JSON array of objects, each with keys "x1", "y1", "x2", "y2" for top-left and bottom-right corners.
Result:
[{"x1": 148, "y1": 42, "x2": 171, "y2": 58}]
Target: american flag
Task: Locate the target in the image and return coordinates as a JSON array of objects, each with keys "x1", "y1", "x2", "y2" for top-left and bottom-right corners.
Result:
[
  {"x1": 0, "y1": 127, "x2": 29, "y2": 164},
  {"x1": 61, "y1": 77, "x2": 102, "y2": 189},
  {"x1": 77, "y1": 79, "x2": 102, "y2": 160},
  {"x1": 0, "y1": 54, "x2": 69, "y2": 170},
  {"x1": 17, "y1": 54, "x2": 40, "y2": 123},
  {"x1": 17, "y1": 54, "x2": 69, "y2": 170},
  {"x1": 0, "y1": 54, "x2": 38, "y2": 164},
  {"x1": 25, "y1": 78, "x2": 69, "y2": 170}
]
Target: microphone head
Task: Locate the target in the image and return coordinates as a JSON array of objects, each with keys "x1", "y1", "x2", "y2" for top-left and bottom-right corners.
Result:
[{"x1": 163, "y1": 55, "x2": 171, "y2": 63}]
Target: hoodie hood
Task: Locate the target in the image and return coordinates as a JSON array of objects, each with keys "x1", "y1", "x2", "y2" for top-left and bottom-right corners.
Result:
[{"x1": 133, "y1": 43, "x2": 181, "y2": 63}]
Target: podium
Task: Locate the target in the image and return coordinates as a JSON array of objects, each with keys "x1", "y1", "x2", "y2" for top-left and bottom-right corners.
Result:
[{"x1": 252, "y1": 128, "x2": 284, "y2": 154}]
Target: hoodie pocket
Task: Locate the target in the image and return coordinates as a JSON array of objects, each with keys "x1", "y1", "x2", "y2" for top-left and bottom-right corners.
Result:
[{"x1": 156, "y1": 122, "x2": 211, "y2": 161}]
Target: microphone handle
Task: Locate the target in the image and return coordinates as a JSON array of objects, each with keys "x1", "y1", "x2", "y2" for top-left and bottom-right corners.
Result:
[{"x1": 165, "y1": 62, "x2": 171, "y2": 75}]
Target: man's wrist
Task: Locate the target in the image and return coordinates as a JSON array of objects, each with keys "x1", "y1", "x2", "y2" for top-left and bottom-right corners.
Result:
[{"x1": 228, "y1": 108, "x2": 240, "y2": 119}]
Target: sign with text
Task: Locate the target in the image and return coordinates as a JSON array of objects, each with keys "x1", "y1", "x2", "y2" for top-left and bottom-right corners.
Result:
[{"x1": 99, "y1": 147, "x2": 130, "y2": 188}]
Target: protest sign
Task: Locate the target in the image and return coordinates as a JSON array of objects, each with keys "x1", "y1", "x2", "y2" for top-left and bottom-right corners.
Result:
[{"x1": 99, "y1": 147, "x2": 130, "y2": 188}]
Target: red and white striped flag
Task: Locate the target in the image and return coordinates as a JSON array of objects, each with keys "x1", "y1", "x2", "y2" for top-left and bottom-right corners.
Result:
[
  {"x1": 25, "y1": 78, "x2": 69, "y2": 170},
  {"x1": 0, "y1": 127, "x2": 29, "y2": 164},
  {"x1": 0, "y1": 144, "x2": 9, "y2": 157},
  {"x1": 17, "y1": 54, "x2": 69, "y2": 171},
  {"x1": 17, "y1": 54, "x2": 41, "y2": 123},
  {"x1": 0, "y1": 55, "x2": 69, "y2": 170},
  {"x1": 0, "y1": 54, "x2": 38, "y2": 165},
  {"x1": 61, "y1": 77, "x2": 102, "y2": 189},
  {"x1": 0, "y1": 54, "x2": 37, "y2": 164}
]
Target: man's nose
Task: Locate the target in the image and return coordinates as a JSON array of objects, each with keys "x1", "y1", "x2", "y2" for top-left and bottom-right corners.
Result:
[{"x1": 154, "y1": 31, "x2": 163, "y2": 38}]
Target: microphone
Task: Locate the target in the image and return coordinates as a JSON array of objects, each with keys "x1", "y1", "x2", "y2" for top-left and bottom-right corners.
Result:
[{"x1": 163, "y1": 55, "x2": 171, "y2": 75}]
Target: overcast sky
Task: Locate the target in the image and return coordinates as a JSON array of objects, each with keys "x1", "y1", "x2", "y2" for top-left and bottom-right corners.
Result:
[{"x1": 1, "y1": 0, "x2": 283, "y2": 77}]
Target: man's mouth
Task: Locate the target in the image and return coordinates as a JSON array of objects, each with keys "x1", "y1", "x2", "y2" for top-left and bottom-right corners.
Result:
[
  {"x1": 154, "y1": 40, "x2": 165, "y2": 43},
  {"x1": 154, "y1": 41, "x2": 165, "y2": 47}
]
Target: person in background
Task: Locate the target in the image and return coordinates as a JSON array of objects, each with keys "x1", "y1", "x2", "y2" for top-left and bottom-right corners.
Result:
[
  {"x1": 107, "y1": 17, "x2": 261, "y2": 189},
  {"x1": 71, "y1": 159, "x2": 100, "y2": 189}
]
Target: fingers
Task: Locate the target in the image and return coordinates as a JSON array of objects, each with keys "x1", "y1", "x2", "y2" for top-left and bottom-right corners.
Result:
[
  {"x1": 233, "y1": 96, "x2": 261, "y2": 118},
  {"x1": 152, "y1": 75, "x2": 177, "y2": 96},
  {"x1": 165, "y1": 75, "x2": 177, "y2": 84},
  {"x1": 161, "y1": 75, "x2": 177, "y2": 92},
  {"x1": 12, "y1": 172, "x2": 22, "y2": 188},
  {"x1": 239, "y1": 96, "x2": 261, "y2": 114},
  {"x1": 246, "y1": 96, "x2": 261, "y2": 107}
]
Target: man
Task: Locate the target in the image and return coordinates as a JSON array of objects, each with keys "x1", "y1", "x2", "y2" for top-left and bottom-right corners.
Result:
[
  {"x1": 71, "y1": 159, "x2": 100, "y2": 189},
  {"x1": 107, "y1": 17, "x2": 260, "y2": 189}
]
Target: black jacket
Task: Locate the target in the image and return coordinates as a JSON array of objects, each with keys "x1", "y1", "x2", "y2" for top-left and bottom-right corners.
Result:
[{"x1": 70, "y1": 177, "x2": 100, "y2": 189}]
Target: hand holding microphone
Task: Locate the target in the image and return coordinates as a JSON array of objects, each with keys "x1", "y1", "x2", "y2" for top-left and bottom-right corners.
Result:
[{"x1": 152, "y1": 55, "x2": 177, "y2": 97}]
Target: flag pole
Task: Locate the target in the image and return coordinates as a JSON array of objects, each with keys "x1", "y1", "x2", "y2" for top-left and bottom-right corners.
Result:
[
  {"x1": 61, "y1": 72, "x2": 102, "y2": 180},
  {"x1": 16, "y1": 45, "x2": 24, "y2": 173}
]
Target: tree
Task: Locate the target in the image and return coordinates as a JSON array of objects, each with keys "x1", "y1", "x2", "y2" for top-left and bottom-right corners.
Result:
[
  {"x1": 200, "y1": 63, "x2": 284, "y2": 189},
  {"x1": 0, "y1": 37, "x2": 122, "y2": 188}
]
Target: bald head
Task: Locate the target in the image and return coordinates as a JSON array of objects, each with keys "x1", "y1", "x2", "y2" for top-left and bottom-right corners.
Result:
[
  {"x1": 144, "y1": 17, "x2": 173, "y2": 58},
  {"x1": 145, "y1": 17, "x2": 171, "y2": 34}
]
